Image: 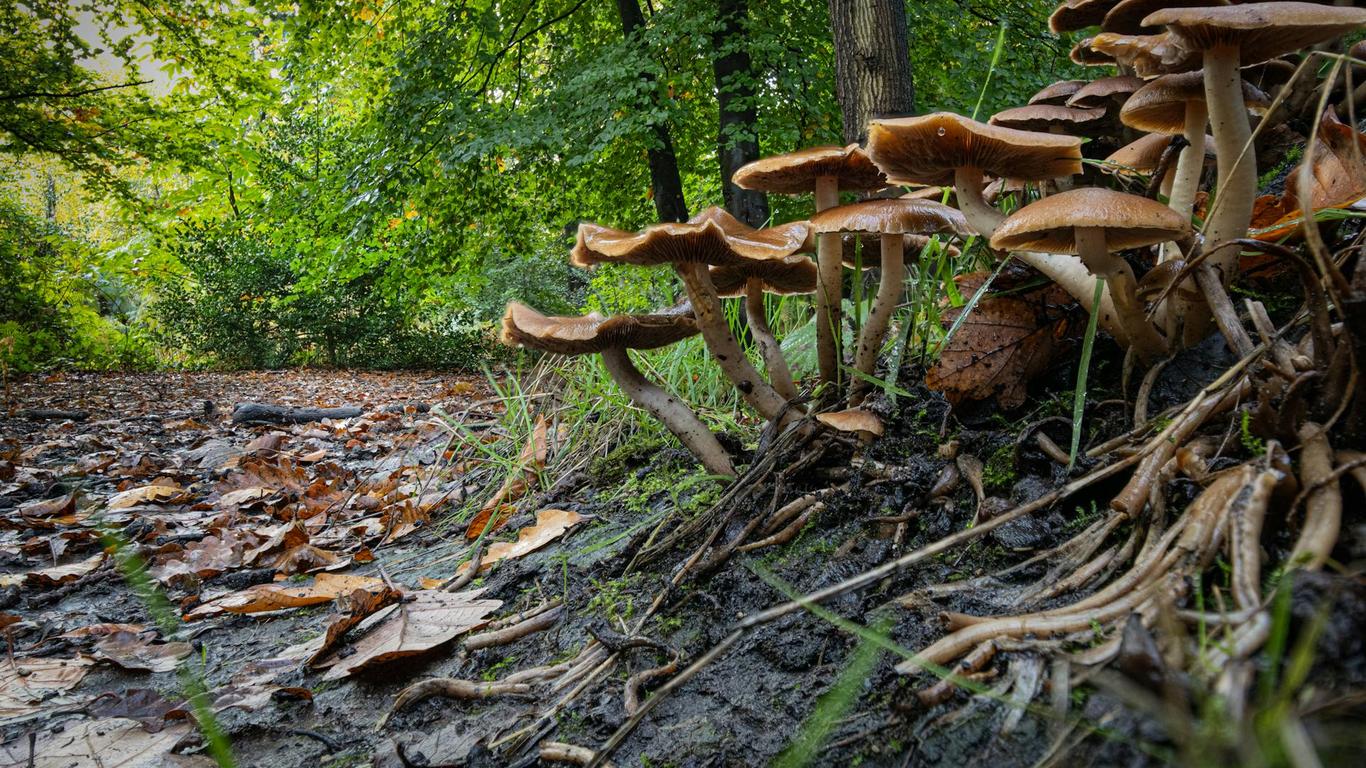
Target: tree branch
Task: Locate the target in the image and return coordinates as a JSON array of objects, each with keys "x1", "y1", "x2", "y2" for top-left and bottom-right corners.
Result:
[{"x1": 0, "y1": 80, "x2": 154, "y2": 102}]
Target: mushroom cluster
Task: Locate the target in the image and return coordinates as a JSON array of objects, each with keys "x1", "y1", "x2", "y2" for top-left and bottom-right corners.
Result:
[{"x1": 499, "y1": 1, "x2": 1364, "y2": 474}]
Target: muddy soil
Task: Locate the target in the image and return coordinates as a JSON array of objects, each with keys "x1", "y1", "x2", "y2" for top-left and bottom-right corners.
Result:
[{"x1": 2, "y1": 368, "x2": 1362, "y2": 767}]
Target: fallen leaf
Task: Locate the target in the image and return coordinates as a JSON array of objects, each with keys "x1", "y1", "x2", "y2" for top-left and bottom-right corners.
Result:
[
  {"x1": 0, "y1": 553, "x2": 105, "y2": 589},
  {"x1": 17, "y1": 493, "x2": 75, "y2": 518},
  {"x1": 86, "y1": 689, "x2": 178, "y2": 732},
  {"x1": 926, "y1": 274, "x2": 1077, "y2": 409},
  {"x1": 464, "y1": 415, "x2": 548, "y2": 540},
  {"x1": 317, "y1": 589, "x2": 501, "y2": 680},
  {"x1": 149, "y1": 528, "x2": 261, "y2": 586},
  {"x1": 215, "y1": 486, "x2": 274, "y2": 509},
  {"x1": 92, "y1": 631, "x2": 193, "y2": 673},
  {"x1": 460, "y1": 508, "x2": 585, "y2": 575},
  {"x1": 1286, "y1": 107, "x2": 1366, "y2": 213},
  {"x1": 306, "y1": 586, "x2": 404, "y2": 668},
  {"x1": 192, "y1": 658, "x2": 314, "y2": 714},
  {"x1": 0, "y1": 657, "x2": 92, "y2": 726},
  {"x1": 244, "y1": 520, "x2": 341, "y2": 575},
  {"x1": 183, "y1": 572, "x2": 386, "y2": 620},
  {"x1": 108, "y1": 483, "x2": 183, "y2": 509},
  {"x1": 0, "y1": 717, "x2": 215, "y2": 767}
]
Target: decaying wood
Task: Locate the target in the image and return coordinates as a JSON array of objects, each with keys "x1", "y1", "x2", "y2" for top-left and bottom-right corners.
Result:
[{"x1": 231, "y1": 402, "x2": 363, "y2": 425}]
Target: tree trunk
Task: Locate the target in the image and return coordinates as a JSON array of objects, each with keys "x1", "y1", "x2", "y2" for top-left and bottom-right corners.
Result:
[
  {"x1": 615, "y1": 0, "x2": 690, "y2": 223},
  {"x1": 712, "y1": 0, "x2": 769, "y2": 228},
  {"x1": 827, "y1": 0, "x2": 916, "y2": 145}
]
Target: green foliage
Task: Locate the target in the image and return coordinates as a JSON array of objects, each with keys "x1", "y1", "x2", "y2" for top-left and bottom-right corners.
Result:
[{"x1": 153, "y1": 219, "x2": 491, "y2": 368}]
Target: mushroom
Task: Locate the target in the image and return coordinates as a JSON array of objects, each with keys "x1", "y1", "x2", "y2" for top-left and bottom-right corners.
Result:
[
  {"x1": 732, "y1": 145, "x2": 889, "y2": 389},
  {"x1": 1100, "y1": 0, "x2": 1206, "y2": 35},
  {"x1": 809, "y1": 198, "x2": 971, "y2": 403},
  {"x1": 988, "y1": 104, "x2": 1110, "y2": 136},
  {"x1": 1121, "y1": 71, "x2": 1269, "y2": 237},
  {"x1": 1104, "y1": 132, "x2": 1179, "y2": 194},
  {"x1": 990, "y1": 188, "x2": 1194, "y2": 361},
  {"x1": 709, "y1": 256, "x2": 817, "y2": 401},
  {"x1": 1071, "y1": 36, "x2": 1119, "y2": 68},
  {"x1": 1065, "y1": 75, "x2": 1145, "y2": 112},
  {"x1": 1049, "y1": 0, "x2": 1124, "y2": 34},
  {"x1": 1028, "y1": 79, "x2": 1089, "y2": 107},
  {"x1": 1142, "y1": 3, "x2": 1366, "y2": 286},
  {"x1": 500, "y1": 301, "x2": 735, "y2": 477},
  {"x1": 865, "y1": 113, "x2": 1131, "y2": 346},
  {"x1": 571, "y1": 207, "x2": 809, "y2": 425},
  {"x1": 1087, "y1": 32, "x2": 1199, "y2": 77}
]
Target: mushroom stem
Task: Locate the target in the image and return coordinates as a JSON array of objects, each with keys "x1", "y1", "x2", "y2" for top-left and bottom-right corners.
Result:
[
  {"x1": 745, "y1": 277, "x2": 798, "y2": 400},
  {"x1": 1075, "y1": 227, "x2": 1167, "y2": 361},
  {"x1": 1192, "y1": 44, "x2": 1257, "y2": 344},
  {"x1": 956, "y1": 169, "x2": 1135, "y2": 351},
  {"x1": 953, "y1": 166, "x2": 1006, "y2": 238},
  {"x1": 600, "y1": 347, "x2": 735, "y2": 477},
  {"x1": 675, "y1": 262, "x2": 796, "y2": 425},
  {"x1": 1164, "y1": 102, "x2": 1209, "y2": 344},
  {"x1": 850, "y1": 233, "x2": 905, "y2": 405},
  {"x1": 814, "y1": 176, "x2": 842, "y2": 390},
  {"x1": 1168, "y1": 103, "x2": 1208, "y2": 229}
]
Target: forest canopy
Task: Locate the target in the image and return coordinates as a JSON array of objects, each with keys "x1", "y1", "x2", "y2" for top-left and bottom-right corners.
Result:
[{"x1": 1, "y1": 0, "x2": 1079, "y2": 372}]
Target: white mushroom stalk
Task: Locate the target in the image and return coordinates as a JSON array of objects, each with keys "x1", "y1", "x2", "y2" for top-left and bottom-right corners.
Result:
[
  {"x1": 852, "y1": 233, "x2": 906, "y2": 398},
  {"x1": 677, "y1": 262, "x2": 794, "y2": 425},
  {"x1": 1074, "y1": 227, "x2": 1168, "y2": 360},
  {"x1": 744, "y1": 277, "x2": 798, "y2": 401},
  {"x1": 1199, "y1": 44, "x2": 1256, "y2": 286},
  {"x1": 499, "y1": 302, "x2": 735, "y2": 477},
  {"x1": 599, "y1": 346, "x2": 736, "y2": 477},
  {"x1": 814, "y1": 176, "x2": 842, "y2": 388}
]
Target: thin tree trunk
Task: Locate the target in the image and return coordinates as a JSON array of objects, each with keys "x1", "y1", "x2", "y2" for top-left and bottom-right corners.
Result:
[
  {"x1": 827, "y1": 0, "x2": 916, "y2": 145},
  {"x1": 713, "y1": 0, "x2": 769, "y2": 228},
  {"x1": 615, "y1": 0, "x2": 689, "y2": 223}
]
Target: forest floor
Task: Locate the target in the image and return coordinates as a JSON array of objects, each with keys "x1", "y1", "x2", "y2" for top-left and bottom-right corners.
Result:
[{"x1": 1, "y1": 368, "x2": 1362, "y2": 767}]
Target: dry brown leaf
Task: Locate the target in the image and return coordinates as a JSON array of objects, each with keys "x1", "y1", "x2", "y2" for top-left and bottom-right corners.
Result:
[
  {"x1": 243, "y1": 520, "x2": 342, "y2": 575},
  {"x1": 149, "y1": 528, "x2": 261, "y2": 586},
  {"x1": 464, "y1": 414, "x2": 548, "y2": 540},
  {"x1": 0, "y1": 657, "x2": 92, "y2": 726},
  {"x1": 183, "y1": 572, "x2": 386, "y2": 620},
  {"x1": 926, "y1": 275, "x2": 1077, "y2": 409},
  {"x1": 215, "y1": 486, "x2": 274, "y2": 509},
  {"x1": 317, "y1": 589, "x2": 502, "y2": 680},
  {"x1": 0, "y1": 552, "x2": 106, "y2": 589},
  {"x1": 17, "y1": 493, "x2": 75, "y2": 518},
  {"x1": 0, "y1": 717, "x2": 214, "y2": 767},
  {"x1": 1286, "y1": 108, "x2": 1366, "y2": 213},
  {"x1": 459, "y1": 508, "x2": 585, "y2": 575},
  {"x1": 305, "y1": 586, "x2": 404, "y2": 668},
  {"x1": 189, "y1": 658, "x2": 313, "y2": 714},
  {"x1": 90, "y1": 631, "x2": 193, "y2": 673},
  {"x1": 86, "y1": 689, "x2": 178, "y2": 733},
  {"x1": 108, "y1": 483, "x2": 184, "y2": 509}
]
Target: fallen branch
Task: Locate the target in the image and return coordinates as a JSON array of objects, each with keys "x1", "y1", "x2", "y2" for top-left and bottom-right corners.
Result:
[
  {"x1": 231, "y1": 402, "x2": 363, "y2": 425},
  {"x1": 465, "y1": 605, "x2": 564, "y2": 651}
]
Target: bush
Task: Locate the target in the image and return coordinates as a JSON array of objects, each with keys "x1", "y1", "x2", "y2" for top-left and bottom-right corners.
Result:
[{"x1": 154, "y1": 220, "x2": 491, "y2": 369}]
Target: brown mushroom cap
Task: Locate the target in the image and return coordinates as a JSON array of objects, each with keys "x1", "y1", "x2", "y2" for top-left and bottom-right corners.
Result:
[
  {"x1": 1029, "y1": 80, "x2": 1089, "y2": 106},
  {"x1": 710, "y1": 256, "x2": 818, "y2": 298},
  {"x1": 1050, "y1": 0, "x2": 1124, "y2": 33},
  {"x1": 732, "y1": 144, "x2": 888, "y2": 195},
  {"x1": 989, "y1": 104, "x2": 1109, "y2": 133},
  {"x1": 1101, "y1": 0, "x2": 1208, "y2": 35},
  {"x1": 816, "y1": 409, "x2": 884, "y2": 438},
  {"x1": 809, "y1": 198, "x2": 972, "y2": 237},
  {"x1": 1089, "y1": 32, "x2": 1199, "y2": 77},
  {"x1": 1144, "y1": 3, "x2": 1366, "y2": 68},
  {"x1": 1104, "y1": 132, "x2": 1175, "y2": 175},
  {"x1": 571, "y1": 207, "x2": 810, "y2": 268},
  {"x1": 866, "y1": 112, "x2": 1084, "y2": 186},
  {"x1": 1071, "y1": 36, "x2": 1118, "y2": 67},
  {"x1": 990, "y1": 187, "x2": 1193, "y2": 253},
  {"x1": 1065, "y1": 76, "x2": 1146, "y2": 109},
  {"x1": 501, "y1": 302, "x2": 699, "y2": 356},
  {"x1": 1120, "y1": 71, "x2": 1270, "y2": 133}
]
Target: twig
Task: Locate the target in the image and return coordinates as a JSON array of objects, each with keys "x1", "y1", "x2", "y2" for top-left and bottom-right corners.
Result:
[{"x1": 465, "y1": 605, "x2": 563, "y2": 651}]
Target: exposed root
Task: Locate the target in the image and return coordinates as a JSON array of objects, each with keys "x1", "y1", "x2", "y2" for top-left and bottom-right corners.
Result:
[
  {"x1": 623, "y1": 656, "x2": 680, "y2": 716},
  {"x1": 1290, "y1": 423, "x2": 1340, "y2": 570},
  {"x1": 540, "y1": 741, "x2": 611, "y2": 767},
  {"x1": 465, "y1": 604, "x2": 564, "y2": 651},
  {"x1": 378, "y1": 678, "x2": 533, "y2": 729},
  {"x1": 736, "y1": 503, "x2": 821, "y2": 553}
]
